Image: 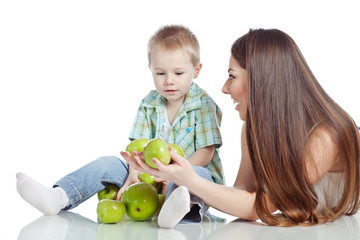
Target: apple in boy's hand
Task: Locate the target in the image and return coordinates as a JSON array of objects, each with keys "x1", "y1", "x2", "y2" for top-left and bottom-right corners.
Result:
[
  {"x1": 98, "y1": 184, "x2": 120, "y2": 201},
  {"x1": 121, "y1": 182, "x2": 159, "y2": 221},
  {"x1": 154, "y1": 193, "x2": 166, "y2": 216},
  {"x1": 126, "y1": 138, "x2": 149, "y2": 157},
  {"x1": 138, "y1": 172, "x2": 162, "y2": 192},
  {"x1": 97, "y1": 199, "x2": 126, "y2": 224},
  {"x1": 143, "y1": 138, "x2": 171, "y2": 169},
  {"x1": 168, "y1": 143, "x2": 185, "y2": 157}
]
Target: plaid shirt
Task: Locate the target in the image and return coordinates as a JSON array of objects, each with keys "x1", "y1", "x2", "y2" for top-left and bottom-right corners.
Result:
[{"x1": 129, "y1": 82, "x2": 224, "y2": 184}]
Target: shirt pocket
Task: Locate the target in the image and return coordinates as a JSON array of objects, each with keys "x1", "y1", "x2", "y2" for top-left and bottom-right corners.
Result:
[{"x1": 173, "y1": 125, "x2": 196, "y2": 157}]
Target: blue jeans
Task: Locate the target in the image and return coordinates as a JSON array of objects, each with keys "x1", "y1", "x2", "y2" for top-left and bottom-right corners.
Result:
[{"x1": 54, "y1": 156, "x2": 213, "y2": 222}]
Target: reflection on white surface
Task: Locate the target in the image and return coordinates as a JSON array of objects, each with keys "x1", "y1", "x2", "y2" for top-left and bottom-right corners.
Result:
[
  {"x1": 17, "y1": 211, "x2": 227, "y2": 240},
  {"x1": 17, "y1": 210, "x2": 360, "y2": 240},
  {"x1": 18, "y1": 211, "x2": 98, "y2": 240},
  {"x1": 207, "y1": 214, "x2": 360, "y2": 240}
]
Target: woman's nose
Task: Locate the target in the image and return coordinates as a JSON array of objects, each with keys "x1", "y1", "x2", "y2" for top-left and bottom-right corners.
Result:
[{"x1": 222, "y1": 80, "x2": 229, "y2": 94}]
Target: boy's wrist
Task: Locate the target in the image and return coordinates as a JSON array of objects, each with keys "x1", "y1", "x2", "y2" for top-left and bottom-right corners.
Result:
[{"x1": 128, "y1": 166, "x2": 141, "y2": 178}]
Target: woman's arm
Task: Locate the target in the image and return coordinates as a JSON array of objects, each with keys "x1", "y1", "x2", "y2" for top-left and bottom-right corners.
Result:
[
  {"x1": 121, "y1": 147, "x2": 259, "y2": 220},
  {"x1": 186, "y1": 168, "x2": 259, "y2": 220}
]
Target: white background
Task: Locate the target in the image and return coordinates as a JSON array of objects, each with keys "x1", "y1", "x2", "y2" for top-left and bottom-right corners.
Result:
[{"x1": 1, "y1": 0, "x2": 359, "y2": 238}]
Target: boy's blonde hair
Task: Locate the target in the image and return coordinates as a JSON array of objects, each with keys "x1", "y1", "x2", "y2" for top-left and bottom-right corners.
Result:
[{"x1": 147, "y1": 25, "x2": 200, "y2": 66}]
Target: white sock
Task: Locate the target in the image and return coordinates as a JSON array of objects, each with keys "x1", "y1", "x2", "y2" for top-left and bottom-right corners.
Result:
[
  {"x1": 16, "y1": 172, "x2": 69, "y2": 215},
  {"x1": 158, "y1": 186, "x2": 190, "y2": 228}
]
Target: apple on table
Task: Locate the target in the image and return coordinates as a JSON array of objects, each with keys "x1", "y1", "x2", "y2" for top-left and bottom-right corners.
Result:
[
  {"x1": 154, "y1": 193, "x2": 166, "y2": 216},
  {"x1": 97, "y1": 199, "x2": 126, "y2": 224},
  {"x1": 98, "y1": 184, "x2": 120, "y2": 201},
  {"x1": 121, "y1": 182, "x2": 159, "y2": 221},
  {"x1": 138, "y1": 172, "x2": 162, "y2": 193}
]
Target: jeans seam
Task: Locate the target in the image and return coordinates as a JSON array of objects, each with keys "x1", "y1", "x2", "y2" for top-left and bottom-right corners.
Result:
[{"x1": 62, "y1": 177, "x2": 82, "y2": 207}]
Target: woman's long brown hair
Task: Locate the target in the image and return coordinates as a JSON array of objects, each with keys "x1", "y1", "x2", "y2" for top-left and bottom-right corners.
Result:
[{"x1": 232, "y1": 29, "x2": 360, "y2": 226}]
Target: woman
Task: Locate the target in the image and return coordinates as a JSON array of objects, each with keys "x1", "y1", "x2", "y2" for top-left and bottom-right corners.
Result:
[{"x1": 123, "y1": 28, "x2": 360, "y2": 227}]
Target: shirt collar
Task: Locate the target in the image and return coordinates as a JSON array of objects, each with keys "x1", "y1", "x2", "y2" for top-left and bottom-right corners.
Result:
[{"x1": 142, "y1": 82, "x2": 203, "y2": 112}]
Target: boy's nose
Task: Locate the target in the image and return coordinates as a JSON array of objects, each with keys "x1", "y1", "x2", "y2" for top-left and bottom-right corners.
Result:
[{"x1": 165, "y1": 76, "x2": 174, "y2": 84}]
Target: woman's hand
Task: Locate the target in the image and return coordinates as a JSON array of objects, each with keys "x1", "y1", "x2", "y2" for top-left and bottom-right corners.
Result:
[
  {"x1": 116, "y1": 165, "x2": 140, "y2": 200},
  {"x1": 120, "y1": 146, "x2": 197, "y2": 188}
]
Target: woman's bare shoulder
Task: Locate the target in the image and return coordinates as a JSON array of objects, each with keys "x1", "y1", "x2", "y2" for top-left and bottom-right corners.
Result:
[{"x1": 305, "y1": 124, "x2": 342, "y2": 184}]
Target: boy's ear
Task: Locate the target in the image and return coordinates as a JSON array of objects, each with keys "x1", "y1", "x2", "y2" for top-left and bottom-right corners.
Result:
[{"x1": 193, "y1": 63, "x2": 202, "y2": 79}]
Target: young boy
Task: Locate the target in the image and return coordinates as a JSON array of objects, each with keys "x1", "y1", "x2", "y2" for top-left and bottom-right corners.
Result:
[{"x1": 16, "y1": 25, "x2": 224, "y2": 228}]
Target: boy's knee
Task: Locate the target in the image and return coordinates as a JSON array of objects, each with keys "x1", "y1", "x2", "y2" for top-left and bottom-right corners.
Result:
[
  {"x1": 93, "y1": 156, "x2": 127, "y2": 169},
  {"x1": 192, "y1": 165, "x2": 204, "y2": 173},
  {"x1": 192, "y1": 166, "x2": 212, "y2": 181},
  {"x1": 95, "y1": 156, "x2": 117, "y2": 164}
]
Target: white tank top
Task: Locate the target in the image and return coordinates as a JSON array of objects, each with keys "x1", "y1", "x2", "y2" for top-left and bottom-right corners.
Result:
[
  {"x1": 313, "y1": 172, "x2": 344, "y2": 209},
  {"x1": 160, "y1": 107, "x2": 172, "y2": 143}
]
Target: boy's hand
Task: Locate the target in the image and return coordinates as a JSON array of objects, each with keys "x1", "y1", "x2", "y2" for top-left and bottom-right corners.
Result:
[
  {"x1": 154, "y1": 178, "x2": 169, "y2": 194},
  {"x1": 120, "y1": 150, "x2": 149, "y2": 173},
  {"x1": 116, "y1": 165, "x2": 140, "y2": 201},
  {"x1": 121, "y1": 150, "x2": 169, "y2": 193}
]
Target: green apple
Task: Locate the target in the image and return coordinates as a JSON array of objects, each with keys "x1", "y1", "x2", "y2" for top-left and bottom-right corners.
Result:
[
  {"x1": 154, "y1": 193, "x2": 166, "y2": 216},
  {"x1": 168, "y1": 143, "x2": 185, "y2": 157},
  {"x1": 121, "y1": 182, "x2": 159, "y2": 221},
  {"x1": 143, "y1": 138, "x2": 171, "y2": 169},
  {"x1": 126, "y1": 138, "x2": 149, "y2": 157},
  {"x1": 97, "y1": 199, "x2": 126, "y2": 224},
  {"x1": 138, "y1": 172, "x2": 162, "y2": 192},
  {"x1": 98, "y1": 184, "x2": 120, "y2": 201}
]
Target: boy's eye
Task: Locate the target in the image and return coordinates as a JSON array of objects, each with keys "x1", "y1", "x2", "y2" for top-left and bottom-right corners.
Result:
[
  {"x1": 175, "y1": 72, "x2": 184, "y2": 75},
  {"x1": 156, "y1": 72, "x2": 165, "y2": 76}
]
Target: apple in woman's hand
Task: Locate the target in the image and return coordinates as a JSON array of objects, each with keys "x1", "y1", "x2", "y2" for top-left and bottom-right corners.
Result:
[
  {"x1": 126, "y1": 138, "x2": 149, "y2": 157},
  {"x1": 143, "y1": 139, "x2": 171, "y2": 169},
  {"x1": 168, "y1": 143, "x2": 184, "y2": 157}
]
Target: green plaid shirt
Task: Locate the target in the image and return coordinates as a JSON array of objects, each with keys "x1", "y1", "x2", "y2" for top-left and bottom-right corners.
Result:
[{"x1": 129, "y1": 82, "x2": 224, "y2": 184}]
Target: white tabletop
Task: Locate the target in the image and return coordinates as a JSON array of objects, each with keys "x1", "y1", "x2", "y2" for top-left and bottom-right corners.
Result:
[{"x1": 16, "y1": 207, "x2": 360, "y2": 240}]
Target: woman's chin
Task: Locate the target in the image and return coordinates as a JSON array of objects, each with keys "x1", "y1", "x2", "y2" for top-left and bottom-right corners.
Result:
[{"x1": 238, "y1": 112, "x2": 246, "y2": 121}]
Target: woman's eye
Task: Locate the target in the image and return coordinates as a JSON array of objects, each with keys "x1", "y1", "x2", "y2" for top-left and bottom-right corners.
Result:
[{"x1": 228, "y1": 74, "x2": 235, "y2": 80}]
